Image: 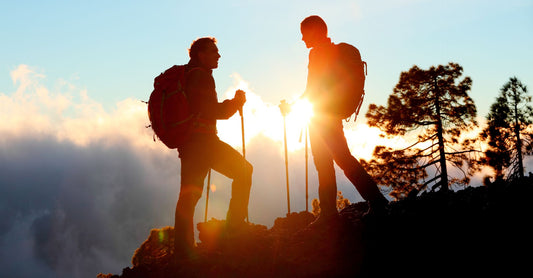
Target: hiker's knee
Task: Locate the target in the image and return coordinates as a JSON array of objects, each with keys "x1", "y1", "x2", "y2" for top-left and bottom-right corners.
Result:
[
  {"x1": 243, "y1": 162, "x2": 253, "y2": 188},
  {"x1": 177, "y1": 185, "x2": 202, "y2": 208},
  {"x1": 244, "y1": 161, "x2": 253, "y2": 177},
  {"x1": 314, "y1": 157, "x2": 334, "y2": 175},
  {"x1": 337, "y1": 154, "x2": 359, "y2": 173}
]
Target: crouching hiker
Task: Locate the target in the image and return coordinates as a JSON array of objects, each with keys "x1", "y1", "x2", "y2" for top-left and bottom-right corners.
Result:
[{"x1": 174, "y1": 37, "x2": 253, "y2": 260}]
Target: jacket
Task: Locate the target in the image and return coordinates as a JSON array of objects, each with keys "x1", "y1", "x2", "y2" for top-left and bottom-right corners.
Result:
[{"x1": 184, "y1": 61, "x2": 240, "y2": 135}]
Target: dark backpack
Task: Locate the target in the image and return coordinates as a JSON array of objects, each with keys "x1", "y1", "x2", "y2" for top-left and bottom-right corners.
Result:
[
  {"x1": 332, "y1": 43, "x2": 367, "y2": 120},
  {"x1": 147, "y1": 65, "x2": 193, "y2": 149}
]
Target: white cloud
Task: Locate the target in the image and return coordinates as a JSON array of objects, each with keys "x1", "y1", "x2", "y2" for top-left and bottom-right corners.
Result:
[
  {"x1": 0, "y1": 65, "x2": 181, "y2": 277},
  {"x1": 1, "y1": 65, "x2": 161, "y2": 150}
]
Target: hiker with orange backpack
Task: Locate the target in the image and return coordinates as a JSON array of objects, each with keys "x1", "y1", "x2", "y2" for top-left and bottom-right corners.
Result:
[
  {"x1": 297, "y1": 16, "x2": 388, "y2": 227},
  {"x1": 148, "y1": 37, "x2": 252, "y2": 260},
  {"x1": 177, "y1": 37, "x2": 252, "y2": 259}
]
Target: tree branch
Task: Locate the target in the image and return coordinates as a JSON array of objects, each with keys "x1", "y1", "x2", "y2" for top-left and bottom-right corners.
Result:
[{"x1": 445, "y1": 149, "x2": 483, "y2": 155}]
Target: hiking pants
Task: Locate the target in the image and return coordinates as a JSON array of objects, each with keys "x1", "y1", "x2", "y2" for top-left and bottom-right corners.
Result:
[
  {"x1": 174, "y1": 134, "x2": 252, "y2": 252},
  {"x1": 309, "y1": 116, "x2": 385, "y2": 214}
]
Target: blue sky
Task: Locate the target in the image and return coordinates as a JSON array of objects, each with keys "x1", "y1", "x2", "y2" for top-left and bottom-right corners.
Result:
[
  {"x1": 0, "y1": 1, "x2": 532, "y2": 277},
  {"x1": 1, "y1": 0, "x2": 531, "y2": 116}
]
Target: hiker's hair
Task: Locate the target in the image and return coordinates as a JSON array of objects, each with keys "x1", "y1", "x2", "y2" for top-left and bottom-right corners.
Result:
[
  {"x1": 189, "y1": 37, "x2": 217, "y2": 60},
  {"x1": 300, "y1": 15, "x2": 327, "y2": 36}
]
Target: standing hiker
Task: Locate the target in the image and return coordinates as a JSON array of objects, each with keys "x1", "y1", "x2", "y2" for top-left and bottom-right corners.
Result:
[
  {"x1": 174, "y1": 37, "x2": 253, "y2": 259},
  {"x1": 298, "y1": 16, "x2": 388, "y2": 226}
]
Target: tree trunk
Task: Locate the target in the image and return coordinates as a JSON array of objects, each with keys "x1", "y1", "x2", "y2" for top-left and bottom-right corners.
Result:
[
  {"x1": 434, "y1": 77, "x2": 449, "y2": 191},
  {"x1": 513, "y1": 101, "x2": 525, "y2": 179}
]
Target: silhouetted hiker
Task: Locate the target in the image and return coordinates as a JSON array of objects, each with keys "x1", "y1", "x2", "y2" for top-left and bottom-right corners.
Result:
[
  {"x1": 298, "y1": 16, "x2": 388, "y2": 226},
  {"x1": 174, "y1": 37, "x2": 253, "y2": 260}
]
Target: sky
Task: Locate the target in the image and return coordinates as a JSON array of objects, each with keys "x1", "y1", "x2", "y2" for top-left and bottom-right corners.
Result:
[{"x1": 1, "y1": 0, "x2": 532, "y2": 277}]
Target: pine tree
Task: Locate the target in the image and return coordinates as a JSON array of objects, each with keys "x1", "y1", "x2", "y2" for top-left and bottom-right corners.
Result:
[
  {"x1": 365, "y1": 62, "x2": 478, "y2": 197},
  {"x1": 481, "y1": 77, "x2": 532, "y2": 180}
]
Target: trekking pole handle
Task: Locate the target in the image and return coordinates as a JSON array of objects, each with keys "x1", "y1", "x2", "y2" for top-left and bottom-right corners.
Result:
[
  {"x1": 279, "y1": 99, "x2": 291, "y2": 117},
  {"x1": 235, "y1": 90, "x2": 246, "y2": 117}
]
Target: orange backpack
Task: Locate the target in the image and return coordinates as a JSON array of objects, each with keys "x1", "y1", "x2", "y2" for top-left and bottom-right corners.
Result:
[
  {"x1": 333, "y1": 43, "x2": 367, "y2": 120},
  {"x1": 147, "y1": 65, "x2": 193, "y2": 149}
]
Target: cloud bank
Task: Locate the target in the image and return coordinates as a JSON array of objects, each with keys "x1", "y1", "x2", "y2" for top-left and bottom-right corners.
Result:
[{"x1": 1, "y1": 65, "x2": 184, "y2": 277}]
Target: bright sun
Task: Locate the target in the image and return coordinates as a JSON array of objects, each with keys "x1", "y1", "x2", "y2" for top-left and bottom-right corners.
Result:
[{"x1": 286, "y1": 98, "x2": 314, "y2": 128}]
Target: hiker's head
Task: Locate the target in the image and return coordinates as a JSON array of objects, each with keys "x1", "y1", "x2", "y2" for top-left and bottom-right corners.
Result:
[
  {"x1": 189, "y1": 37, "x2": 220, "y2": 69},
  {"x1": 300, "y1": 15, "x2": 328, "y2": 49}
]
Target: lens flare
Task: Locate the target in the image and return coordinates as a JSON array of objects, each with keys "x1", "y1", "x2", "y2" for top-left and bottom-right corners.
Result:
[{"x1": 158, "y1": 229, "x2": 166, "y2": 243}]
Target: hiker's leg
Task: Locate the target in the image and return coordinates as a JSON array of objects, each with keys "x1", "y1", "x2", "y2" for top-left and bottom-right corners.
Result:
[
  {"x1": 325, "y1": 120, "x2": 386, "y2": 203},
  {"x1": 309, "y1": 121, "x2": 337, "y2": 215},
  {"x1": 210, "y1": 139, "x2": 253, "y2": 223},
  {"x1": 175, "y1": 152, "x2": 209, "y2": 256}
]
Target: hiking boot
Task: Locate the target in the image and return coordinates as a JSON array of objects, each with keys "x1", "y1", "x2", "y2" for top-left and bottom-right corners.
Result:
[
  {"x1": 225, "y1": 219, "x2": 247, "y2": 231},
  {"x1": 226, "y1": 219, "x2": 258, "y2": 237},
  {"x1": 173, "y1": 244, "x2": 198, "y2": 265}
]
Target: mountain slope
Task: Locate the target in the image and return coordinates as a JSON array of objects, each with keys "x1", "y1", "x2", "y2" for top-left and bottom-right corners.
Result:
[{"x1": 100, "y1": 177, "x2": 532, "y2": 278}]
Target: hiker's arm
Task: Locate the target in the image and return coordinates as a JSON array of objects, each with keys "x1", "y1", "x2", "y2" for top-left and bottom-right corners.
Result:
[
  {"x1": 187, "y1": 69, "x2": 240, "y2": 120},
  {"x1": 215, "y1": 99, "x2": 241, "y2": 119}
]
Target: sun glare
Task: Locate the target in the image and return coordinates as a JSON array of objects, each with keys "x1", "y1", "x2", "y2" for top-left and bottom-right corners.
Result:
[
  {"x1": 217, "y1": 74, "x2": 405, "y2": 156},
  {"x1": 287, "y1": 98, "x2": 314, "y2": 128}
]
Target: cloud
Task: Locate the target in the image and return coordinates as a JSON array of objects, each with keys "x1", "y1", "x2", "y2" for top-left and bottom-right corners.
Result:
[
  {"x1": 0, "y1": 133, "x2": 180, "y2": 277},
  {"x1": 0, "y1": 65, "x2": 180, "y2": 277}
]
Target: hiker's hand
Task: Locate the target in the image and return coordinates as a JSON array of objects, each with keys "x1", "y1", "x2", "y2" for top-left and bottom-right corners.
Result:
[{"x1": 234, "y1": 90, "x2": 246, "y2": 108}]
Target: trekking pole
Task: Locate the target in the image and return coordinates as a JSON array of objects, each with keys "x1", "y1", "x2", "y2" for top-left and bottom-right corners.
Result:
[
  {"x1": 204, "y1": 169, "x2": 211, "y2": 222},
  {"x1": 279, "y1": 100, "x2": 291, "y2": 215},
  {"x1": 299, "y1": 126, "x2": 309, "y2": 213},
  {"x1": 239, "y1": 108, "x2": 246, "y2": 159},
  {"x1": 239, "y1": 107, "x2": 249, "y2": 223},
  {"x1": 305, "y1": 125, "x2": 309, "y2": 212}
]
